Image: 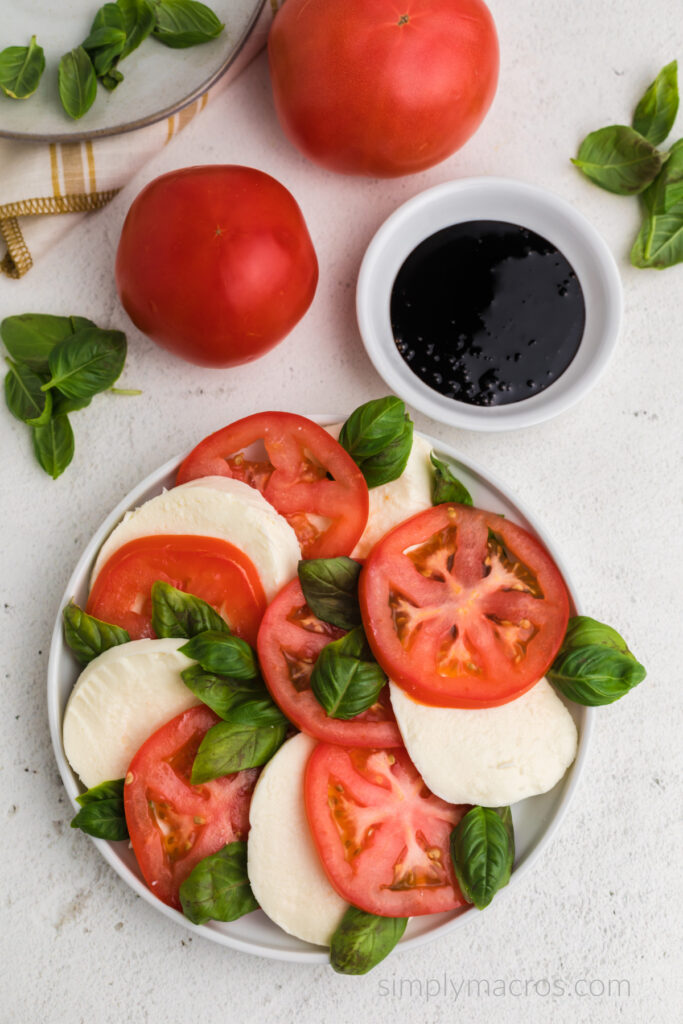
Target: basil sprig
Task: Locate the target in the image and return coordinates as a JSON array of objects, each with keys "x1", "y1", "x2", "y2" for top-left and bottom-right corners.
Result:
[
  {"x1": 63, "y1": 601, "x2": 130, "y2": 664},
  {"x1": 42, "y1": 328, "x2": 127, "y2": 400},
  {"x1": 0, "y1": 36, "x2": 45, "y2": 100},
  {"x1": 330, "y1": 907, "x2": 408, "y2": 975},
  {"x1": 572, "y1": 126, "x2": 668, "y2": 196},
  {"x1": 633, "y1": 60, "x2": 679, "y2": 147},
  {"x1": 631, "y1": 139, "x2": 683, "y2": 269},
  {"x1": 339, "y1": 396, "x2": 414, "y2": 488},
  {"x1": 180, "y1": 630, "x2": 258, "y2": 679},
  {"x1": 298, "y1": 557, "x2": 362, "y2": 630},
  {"x1": 70, "y1": 779, "x2": 129, "y2": 841},
  {"x1": 32, "y1": 416, "x2": 75, "y2": 479},
  {"x1": 191, "y1": 720, "x2": 287, "y2": 784},
  {"x1": 430, "y1": 451, "x2": 473, "y2": 506},
  {"x1": 151, "y1": 581, "x2": 230, "y2": 639},
  {"x1": 450, "y1": 805, "x2": 514, "y2": 910},
  {"x1": 310, "y1": 627, "x2": 386, "y2": 720},
  {"x1": 151, "y1": 0, "x2": 225, "y2": 48},
  {"x1": 58, "y1": 46, "x2": 98, "y2": 120},
  {"x1": 547, "y1": 616, "x2": 646, "y2": 706},
  {"x1": 179, "y1": 842, "x2": 258, "y2": 925}
]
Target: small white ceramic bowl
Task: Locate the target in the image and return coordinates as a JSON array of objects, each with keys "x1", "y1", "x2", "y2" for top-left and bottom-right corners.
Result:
[{"x1": 357, "y1": 177, "x2": 623, "y2": 431}]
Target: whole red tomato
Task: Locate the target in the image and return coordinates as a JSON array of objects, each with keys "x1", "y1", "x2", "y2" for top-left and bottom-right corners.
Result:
[
  {"x1": 268, "y1": 0, "x2": 499, "y2": 178},
  {"x1": 115, "y1": 165, "x2": 318, "y2": 368}
]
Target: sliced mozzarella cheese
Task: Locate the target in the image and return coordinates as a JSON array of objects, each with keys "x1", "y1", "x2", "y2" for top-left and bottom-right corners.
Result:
[
  {"x1": 390, "y1": 678, "x2": 578, "y2": 807},
  {"x1": 63, "y1": 638, "x2": 199, "y2": 789},
  {"x1": 327, "y1": 424, "x2": 434, "y2": 557},
  {"x1": 247, "y1": 732, "x2": 347, "y2": 946},
  {"x1": 90, "y1": 475, "x2": 301, "y2": 600}
]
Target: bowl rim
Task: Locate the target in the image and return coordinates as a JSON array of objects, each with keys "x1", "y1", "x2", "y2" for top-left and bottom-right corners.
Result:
[
  {"x1": 47, "y1": 418, "x2": 593, "y2": 963},
  {"x1": 356, "y1": 175, "x2": 623, "y2": 432}
]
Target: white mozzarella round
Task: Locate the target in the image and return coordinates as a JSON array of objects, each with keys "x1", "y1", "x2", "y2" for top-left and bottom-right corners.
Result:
[
  {"x1": 390, "y1": 678, "x2": 578, "y2": 807},
  {"x1": 326, "y1": 424, "x2": 434, "y2": 557},
  {"x1": 247, "y1": 732, "x2": 347, "y2": 946},
  {"x1": 90, "y1": 476, "x2": 301, "y2": 600},
  {"x1": 63, "y1": 638, "x2": 199, "y2": 789}
]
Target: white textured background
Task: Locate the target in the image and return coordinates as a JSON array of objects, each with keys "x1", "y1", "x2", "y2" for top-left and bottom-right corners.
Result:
[{"x1": 1, "y1": 2, "x2": 682, "y2": 1022}]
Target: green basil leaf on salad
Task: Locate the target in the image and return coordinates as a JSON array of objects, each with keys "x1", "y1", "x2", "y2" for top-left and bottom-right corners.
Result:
[
  {"x1": 180, "y1": 665, "x2": 263, "y2": 719},
  {"x1": 632, "y1": 60, "x2": 679, "y2": 147},
  {"x1": 191, "y1": 720, "x2": 287, "y2": 783},
  {"x1": 179, "y1": 841, "x2": 258, "y2": 925},
  {"x1": 63, "y1": 601, "x2": 130, "y2": 664},
  {"x1": 572, "y1": 125, "x2": 668, "y2": 195},
  {"x1": 310, "y1": 626, "x2": 386, "y2": 720},
  {"x1": 430, "y1": 450, "x2": 473, "y2": 506},
  {"x1": 4, "y1": 359, "x2": 52, "y2": 426},
  {"x1": 298, "y1": 557, "x2": 362, "y2": 630},
  {"x1": 450, "y1": 805, "x2": 514, "y2": 910},
  {"x1": 42, "y1": 328, "x2": 127, "y2": 400},
  {"x1": 31, "y1": 414, "x2": 75, "y2": 479},
  {"x1": 151, "y1": 0, "x2": 224, "y2": 48},
  {"x1": 339, "y1": 397, "x2": 414, "y2": 489},
  {"x1": 220, "y1": 694, "x2": 288, "y2": 728},
  {"x1": 0, "y1": 313, "x2": 76, "y2": 371},
  {"x1": 330, "y1": 906, "x2": 408, "y2": 975},
  {"x1": 547, "y1": 641, "x2": 646, "y2": 706},
  {"x1": 117, "y1": 0, "x2": 156, "y2": 60},
  {"x1": 70, "y1": 778, "x2": 128, "y2": 840},
  {"x1": 179, "y1": 630, "x2": 258, "y2": 679},
  {"x1": 0, "y1": 36, "x2": 45, "y2": 100},
  {"x1": 631, "y1": 138, "x2": 683, "y2": 269},
  {"x1": 151, "y1": 581, "x2": 230, "y2": 639},
  {"x1": 58, "y1": 46, "x2": 98, "y2": 120}
]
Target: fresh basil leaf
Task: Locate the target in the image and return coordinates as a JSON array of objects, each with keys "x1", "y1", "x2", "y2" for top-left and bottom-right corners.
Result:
[
  {"x1": 181, "y1": 665, "x2": 259, "y2": 718},
  {"x1": 298, "y1": 557, "x2": 362, "y2": 630},
  {"x1": 330, "y1": 906, "x2": 407, "y2": 975},
  {"x1": 633, "y1": 60, "x2": 679, "y2": 147},
  {"x1": 58, "y1": 47, "x2": 98, "y2": 120},
  {"x1": 151, "y1": 0, "x2": 224, "y2": 48},
  {"x1": 43, "y1": 328, "x2": 126, "y2": 399},
  {"x1": 151, "y1": 581, "x2": 230, "y2": 639},
  {"x1": 548, "y1": 645, "x2": 646, "y2": 706},
  {"x1": 179, "y1": 841, "x2": 258, "y2": 925},
  {"x1": 430, "y1": 450, "x2": 473, "y2": 506},
  {"x1": 83, "y1": 27, "x2": 126, "y2": 78},
  {"x1": 70, "y1": 778, "x2": 128, "y2": 840},
  {"x1": 92, "y1": 3, "x2": 126, "y2": 33},
  {"x1": 83, "y1": 26, "x2": 127, "y2": 51},
  {"x1": 0, "y1": 36, "x2": 45, "y2": 100},
  {"x1": 117, "y1": 0, "x2": 156, "y2": 59},
  {"x1": 631, "y1": 138, "x2": 683, "y2": 269},
  {"x1": 179, "y1": 631, "x2": 258, "y2": 679},
  {"x1": 52, "y1": 392, "x2": 92, "y2": 415},
  {"x1": 494, "y1": 806, "x2": 515, "y2": 886},
  {"x1": 63, "y1": 601, "x2": 130, "y2": 664},
  {"x1": 70, "y1": 316, "x2": 98, "y2": 332},
  {"x1": 191, "y1": 720, "x2": 287, "y2": 783},
  {"x1": 4, "y1": 358, "x2": 51, "y2": 426},
  {"x1": 450, "y1": 805, "x2": 514, "y2": 910},
  {"x1": 31, "y1": 414, "x2": 74, "y2": 479},
  {"x1": 221, "y1": 695, "x2": 288, "y2": 728},
  {"x1": 339, "y1": 397, "x2": 414, "y2": 488},
  {"x1": 310, "y1": 627, "x2": 386, "y2": 720},
  {"x1": 572, "y1": 125, "x2": 668, "y2": 195},
  {"x1": 561, "y1": 615, "x2": 632, "y2": 656},
  {"x1": 1, "y1": 313, "x2": 75, "y2": 371}
]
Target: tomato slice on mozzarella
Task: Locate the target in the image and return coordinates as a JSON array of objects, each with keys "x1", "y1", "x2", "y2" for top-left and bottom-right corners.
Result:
[
  {"x1": 123, "y1": 705, "x2": 259, "y2": 911},
  {"x1": 359, "y1": 503, "x2": 570, "y2": 708},
  {"x1": 175, "y1": 412, "x2": 369, "y2": 559},
  {"x1": 305, "y1": 743, "x2": 469, "y2": 917},
  {"x1": 256, "y1": 578, "x2": 402, "y2": 748},
  {"x1": 87, "y1": 534, "x2": 266, "y2": 645}
]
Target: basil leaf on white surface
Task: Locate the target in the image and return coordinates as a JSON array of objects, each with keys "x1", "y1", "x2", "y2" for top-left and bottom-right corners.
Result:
[
  {"x1": 63, "y1": 602, "x2": 130, "y2": 664},
  {"x1": 631, "y1": 138, "x2": 683, "y2": 269},
  {"x1": 117, "y1": 0, "x2": 156, "y2": 60},
  {"x1": 4, "y1": 359, "x2": 52, "y2": 426},
  {"x1": 547, "y1": 615, "x2": 646, "y2": 706},
  {"x1": 180, "y1": 631, "x2": 259, "y2": 679},
  {"x1": 298, "y1": 557, "x2": 362, "y2": 629},
  {"x1": 0, "y1": 314, "x2": 76, "y2": 371},
  {"x1": 632, "y1": 60, "x2": 679, "y2": 146},
  {"x1": 450, "y1": 805, "x2": 514, "y2": 910},
  {"x1": 42, "y1": 328, "x2": 127, "y2": 400},
  {"x1": 330, "y1": 907, "x2": 408, "y2": 975},
  {"x1": 70, "y1": 778, "x2": 128, "y2": 840},
  {"x1": 179, "y1": 842, "x2": 258, "y2": 925},
  {"x1": 310, "y1": 627, "x2": 386, "y2": 720},
  {"x1": 58, "y1": 46, "x2": 98, "y2": 119},
  {"x1": 0, "y1": 36, "x2": 45, "y2": 99},
  {"x1": 339, "y1": 396, "x2": 414, "y2": 488},
  {"x1": 31, "y1": 414, "x2": 75, "y2": 479},
  {"x1": 151, "y1": 0, "x2": 224, "y2": 48},
  {"x1": 151, "y1": 582, "x2": 230, "y2": 639},
  {"x1": 181, "y1": 665, "x2": 259, "y2": 719},
  {"x1": 191, "y1": 720, "x2": 287, "y2": 783},
  {"x1": 83, "y1": 26, "x2": 126, "y2": 78},
  {"x1": 430, "y1": 451, "x2": 473, "y2": 506},
  {"x1": 572, "y1": 125, "x2": 668, "y2": 195}
]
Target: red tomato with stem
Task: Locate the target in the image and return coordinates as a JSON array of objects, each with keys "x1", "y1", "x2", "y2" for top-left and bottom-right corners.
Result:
[
  {"x1": 115, "y1": 165, "x2": 318, "y2": 367},
  {"x1": 124, "y1": 705, "x2": 259, "y2": 910},
  {"x1": 305, "y1": 743, "x2": 470, "y2": 916},
  {"x1": 268, "y1": 0, "x2": 499, "y2": 177},
  {"x1": 86, "y1": 534, "x2": 267, "y2": 644}
]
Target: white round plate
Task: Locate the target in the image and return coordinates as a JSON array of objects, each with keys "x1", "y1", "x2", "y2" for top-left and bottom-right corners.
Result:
[
  {"x1": 47, "y1": 417, "x2": 592, "y2": 963},
  {"x1": 357, "y1": 177, "x2": 623, "y2": 432},
  {"x1": 0, "y1": 0, "x2": 264, "y2": 141}
]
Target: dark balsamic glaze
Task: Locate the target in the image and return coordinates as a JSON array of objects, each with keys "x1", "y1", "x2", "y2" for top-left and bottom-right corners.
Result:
[{"x1": 390, "y1": 220, "x2": 586, "y2": 406}]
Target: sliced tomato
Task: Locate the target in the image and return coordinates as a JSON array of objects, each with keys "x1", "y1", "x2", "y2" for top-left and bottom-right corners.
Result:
[
  {"x1": 175, "y1": 412, "x2": 369, "y2": 559},
  {"x1": 256, "y1": 577, "x2": 402, "y2": 747},
  {"x1": 86, "y1": 534, "x2": 266, "y2": 645},
  {"x1": 123, "y1": 705, "x2": 259, "y2": 911},
  {"x1": 359, "y1": 504, "x2": 570, "y2": 709},
  {"x1": 305, "y1": 743, "x2": 469, "y2": 917}
]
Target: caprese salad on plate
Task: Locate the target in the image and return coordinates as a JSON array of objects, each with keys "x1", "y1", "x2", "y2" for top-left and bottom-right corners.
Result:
[{"x1": 47, "y1": 398, "x2": 646, "y2": 972}]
